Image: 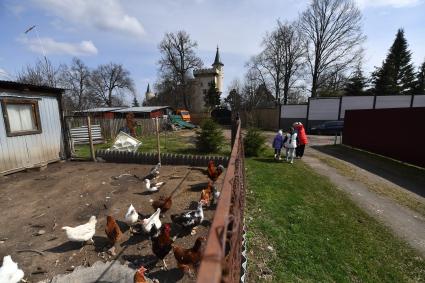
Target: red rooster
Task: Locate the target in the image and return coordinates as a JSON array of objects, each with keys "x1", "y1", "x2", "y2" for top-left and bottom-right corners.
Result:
[
  {"x1": 151, "y1": 223, "x2": 174, "y2": 269},
  {"x1": 207, "y1": 160, "x2": 224, "y2": 183}
]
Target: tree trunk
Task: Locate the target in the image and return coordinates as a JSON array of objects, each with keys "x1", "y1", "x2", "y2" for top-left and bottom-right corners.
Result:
[
  {"x1": 108, "y1": 89, "x2": 113, "y2": 106},
  {"x1": 311, "y1": 73, "x2": 318, "y2": 98},
  {"x1": 283, "y1": 83, "x2": 289, "y2": 105}
]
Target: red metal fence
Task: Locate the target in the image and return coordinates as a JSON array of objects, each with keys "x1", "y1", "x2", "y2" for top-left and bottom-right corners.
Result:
[
  {"x1": 196, "y1": 120, "x2": 246, "y2": 283},
  {"x1": 343, "y1": 107, "x2": 425, "y2": 168}
]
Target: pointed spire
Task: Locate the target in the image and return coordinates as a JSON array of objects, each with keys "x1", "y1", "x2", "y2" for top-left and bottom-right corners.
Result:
[
  {"x1": 212, "y1": 45, "x2": 224, "y2": 67},
  {"x1": 146, "y1": 83, "x2": 151, "y2": 93}
]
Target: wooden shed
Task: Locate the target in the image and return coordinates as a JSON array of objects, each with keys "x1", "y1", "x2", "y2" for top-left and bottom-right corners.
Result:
[{"x1": 0, "y1": 81, "x2": 67, "y2": 175}]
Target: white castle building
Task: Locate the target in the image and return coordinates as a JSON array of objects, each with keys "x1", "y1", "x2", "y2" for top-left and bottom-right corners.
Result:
[
  {"x1": 144, "y1": 47, "x2": 224, "y2": 113},
  {"x1": 190, "y1": 46, "x2": 224, "y2": 113}
]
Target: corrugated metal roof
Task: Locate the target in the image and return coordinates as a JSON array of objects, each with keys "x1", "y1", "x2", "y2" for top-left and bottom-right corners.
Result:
[
  {"x1": 113, "y1": 106, "x2": 169, "y2": 113},
  {"x1": 0, "y1": 80, "x2": 64, "y2": 94},
  {"x1": 77, "y1": 107, "x2": 126, "y2": 113}
]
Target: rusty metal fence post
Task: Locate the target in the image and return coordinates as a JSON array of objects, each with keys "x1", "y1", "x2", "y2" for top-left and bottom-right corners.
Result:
[{"x1": 197, "y1": 119, "x2": 246, "y2": 283}]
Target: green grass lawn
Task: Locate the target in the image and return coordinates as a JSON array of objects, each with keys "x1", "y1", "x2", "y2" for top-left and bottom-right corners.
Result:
[
  {"x1": 74, "y1": 130, "x2": 231, "y2": 159},
  {"x1": 246, "y1": 150, "x2": 425, "y2": 282}
]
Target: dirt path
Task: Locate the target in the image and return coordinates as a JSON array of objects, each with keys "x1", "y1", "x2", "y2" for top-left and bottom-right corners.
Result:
[
  {"x1": 302, "y1": 147, "x2": 425, "y2": 256},
  {"x1": 0, "y1": 162, "x2": 223, "y2": 283}
]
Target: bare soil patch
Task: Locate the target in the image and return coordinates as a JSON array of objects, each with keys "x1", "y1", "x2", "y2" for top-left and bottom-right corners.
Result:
[{"x1": 0, "y1": 161, "x2": 222, "y2": 282}]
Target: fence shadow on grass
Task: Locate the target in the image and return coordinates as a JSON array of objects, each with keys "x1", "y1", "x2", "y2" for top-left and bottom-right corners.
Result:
[{"x1": 312, "y1": 145, "x2": 425, "y2": 198}]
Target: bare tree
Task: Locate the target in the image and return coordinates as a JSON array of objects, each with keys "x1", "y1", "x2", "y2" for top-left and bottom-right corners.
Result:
[
  {"x1": 242, "y1": 67, "x2": 269, "y2": 110},
  {"x1": 89, "y1": 63, "x2": 135, "y2": 107},
  {"x1": 300, "y1": 0, "x2": 365, "y2": 97},
  {"x1": 61, "y1": 58, "x2": 91, "y2": 110},
  {"x1": 158, "y1": 30, "x2": 203, "y2": 109},
  {"x1": 17, "y1": 57, "x2": 64, "y2": 87},
  {"x1": 255, "y1": 21, "x2": 305, "y2": 105}
]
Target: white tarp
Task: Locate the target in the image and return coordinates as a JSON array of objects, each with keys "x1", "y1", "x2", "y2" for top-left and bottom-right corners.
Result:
[{"x1": 108, "y1": 131, "x2": 142, "y2": 152}]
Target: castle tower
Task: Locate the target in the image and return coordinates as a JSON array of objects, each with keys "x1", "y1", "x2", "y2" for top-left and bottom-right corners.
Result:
[
  {"x1": 212, "y1": 46, "x2": 224, "y2": 93},
  {"x1": 145, "y1": 83, "x2": 155, "y2": 100}
]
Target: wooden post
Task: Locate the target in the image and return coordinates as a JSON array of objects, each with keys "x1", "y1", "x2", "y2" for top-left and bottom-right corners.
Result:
[
  {"x1": 155, "y1": 117, "x2": 161, "y2": 164},
  {"x1": 87, "y1": 116, "x2": 96, "y2": 162}
]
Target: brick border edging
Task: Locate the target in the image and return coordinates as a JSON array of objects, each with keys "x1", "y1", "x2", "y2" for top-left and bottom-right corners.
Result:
[{"x1": 96, "y1": 149, "x2": 229, "y2": 167}]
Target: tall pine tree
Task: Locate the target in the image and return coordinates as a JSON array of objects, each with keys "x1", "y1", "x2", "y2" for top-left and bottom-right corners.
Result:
[
  {"x1": 132, "y1": 96, "x2": 140, "y2": 107},
  {"x1": 344, "y1": 65, "x2": 367, "y2": 95},
  {"x1": 372, "y1": 29, "x2": 415, "y2": 95},
  {"x1": 413, "y1": 60, "x2": 425, "y2": 95},
  {"x1": 204, "y1": 80, "x2": 220, "y2": 110}
]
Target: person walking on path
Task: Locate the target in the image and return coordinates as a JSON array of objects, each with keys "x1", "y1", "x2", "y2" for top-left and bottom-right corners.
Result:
[
  {"x1": 285, "y1": 127, "x2": 297, "y2": 164},
  {"x1": 293, "y1": 122, "x2": 308, "y2": 158},
  {"x1": 272, "y1": 130, "x2": 284, "y2": 160}
]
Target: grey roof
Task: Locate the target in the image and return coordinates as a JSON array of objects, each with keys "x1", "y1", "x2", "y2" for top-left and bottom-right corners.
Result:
[
  {"x1": 193, "y1": 68, "x2": 218, "y2": 76},
  {"x1": 113, "y1": 106, "x2": 169, "y2": 113},
  {"x1": 212, "y1": 46, "x2": 223, "y2": 66},
  {"x1": 0, "y1": 80, "x2": 64, "y2": 95},
  {"x1": 78, "y1": 107, "x2": 126, "y2": 113}
]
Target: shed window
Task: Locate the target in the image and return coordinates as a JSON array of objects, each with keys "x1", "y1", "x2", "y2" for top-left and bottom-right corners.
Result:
[{"x1": 1, "y1": 99, "x2": 42, "y2": 137}]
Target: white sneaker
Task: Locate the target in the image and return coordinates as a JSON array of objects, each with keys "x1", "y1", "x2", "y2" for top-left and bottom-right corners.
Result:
[
  {"x1": 290, "y1": 160, "x2": 293, "y2": 164},
  {"x1": 278, "y1": 157, "x2": 282, "y2": 160},
  {"x1": 274, "y1": 154, "x2": 277, "y2": 159}
]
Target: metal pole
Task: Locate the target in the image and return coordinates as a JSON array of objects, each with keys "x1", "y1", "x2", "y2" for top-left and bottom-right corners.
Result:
[
  {"x1": 87, "y1": 116, "x2": 96, "y2": 162},
  {"x1": 155, "y1": 117, "x2": 161, "y2": 164}
]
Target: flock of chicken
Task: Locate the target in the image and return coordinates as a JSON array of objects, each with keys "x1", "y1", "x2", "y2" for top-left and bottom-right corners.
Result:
[{"x1": 0, "y1": 161, "x2": 225, "y2": 283}]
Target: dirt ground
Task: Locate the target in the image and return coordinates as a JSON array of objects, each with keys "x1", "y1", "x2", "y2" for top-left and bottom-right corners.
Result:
[{"x1": 0, "y1": 161, "x2": 223, "y2": 283}]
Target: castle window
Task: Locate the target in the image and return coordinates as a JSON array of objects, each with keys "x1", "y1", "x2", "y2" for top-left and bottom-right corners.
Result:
[
  {"x1": 203, "y1": 89, "x2": 207, "y2": 94},
  {"x1": 200, "y1": 82, "x2": 203, "y2": 86}
]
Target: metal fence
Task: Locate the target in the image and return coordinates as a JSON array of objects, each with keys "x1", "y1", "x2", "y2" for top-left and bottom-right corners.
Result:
[
  {"x1": 197, "y1": 119, "x2": 246, "y2": 283},
  {"x1": 343, "y1": 107, "x2": 425, "y2": 168}
]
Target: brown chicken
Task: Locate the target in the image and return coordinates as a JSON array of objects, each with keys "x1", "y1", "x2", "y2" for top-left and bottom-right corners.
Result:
[
  {"x1": 173, "y1": 237, "x2": 207, "y2": 276},
  {"x1": 151, "y1": 223, "x2": 174, "y2": 269},
  {"x1": 133, "y1": 266, "x2": 148, "y2": 283},
  {"x1": 105, "y1": 215, "x2": 122, "y2": 255},
  {"x1": 207, "y1": 160, "x2": 224, "y2": 183},
  {"x1": 152, "y1": 195, "x2": 172, "y2": 215},
  {"x1": 199, "y1": 182, "x2": 213, "y2": 206}
]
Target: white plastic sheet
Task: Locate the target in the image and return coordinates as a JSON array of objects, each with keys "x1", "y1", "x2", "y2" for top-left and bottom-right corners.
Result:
[{"x1": 108, "y1": 131, "x2": 142, "y2": 152}]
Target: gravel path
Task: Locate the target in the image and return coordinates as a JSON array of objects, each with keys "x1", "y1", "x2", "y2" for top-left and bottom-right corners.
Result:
[{"x1": 303, "y1": 145, "x2": 425, "y2": 256}]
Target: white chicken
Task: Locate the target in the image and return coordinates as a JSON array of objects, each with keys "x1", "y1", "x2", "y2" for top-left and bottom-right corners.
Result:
[
  {"x1": 150, "y1": 162, "x2": 161, "y2": 175},
  {"x1": 125, "y1": 204, "x2": 139, "y2": 225},
  {"x1": 144, "y1": 179, "x2": 165, "y2": 192},
  {"x1": 0, "y1": 255, "x2": 24, "y2": 283},
  {"x1": 62, "y1": 215, "x2": 97, "y2": 245},
  {"x1": 142, "y1": 208, "x2": 162, "y2": 235},
  {"x1": 212, "y1": 185, "x2": 221, "y2": 204},
  {"x1": 125, "y1": 204, "x2": 139, "y2": 234}
]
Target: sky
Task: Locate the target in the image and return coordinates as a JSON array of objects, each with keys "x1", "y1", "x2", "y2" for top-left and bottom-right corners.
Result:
[{"x1": 0, "y1": 0, "x2": 424, "y2": 102}]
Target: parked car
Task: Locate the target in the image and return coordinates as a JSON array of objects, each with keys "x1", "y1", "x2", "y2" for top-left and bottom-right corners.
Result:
[{"x1": 310, "y1": 120, "x2": 344, "y2": 135}]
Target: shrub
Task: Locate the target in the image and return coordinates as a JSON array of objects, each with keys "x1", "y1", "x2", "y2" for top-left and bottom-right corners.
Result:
[
  {"x1": 244, "y1": 128, "x2": 266, "y2": 157},
  {"x1": 196, "y1": 119, "x2": 225, "y2": 153}
]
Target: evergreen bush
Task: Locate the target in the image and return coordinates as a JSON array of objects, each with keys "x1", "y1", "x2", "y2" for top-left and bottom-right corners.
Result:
[
  {"x1": 196, "y1": 119, "x2": 224, "y2": 153},
  {"x1": 244, "y1": 128, "x2": 266, "y2": 157}
]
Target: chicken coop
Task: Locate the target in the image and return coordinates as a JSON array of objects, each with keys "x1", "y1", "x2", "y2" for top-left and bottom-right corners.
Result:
[{"x1": 0, "y1": 81, "x2": 67, "y2": 175}]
